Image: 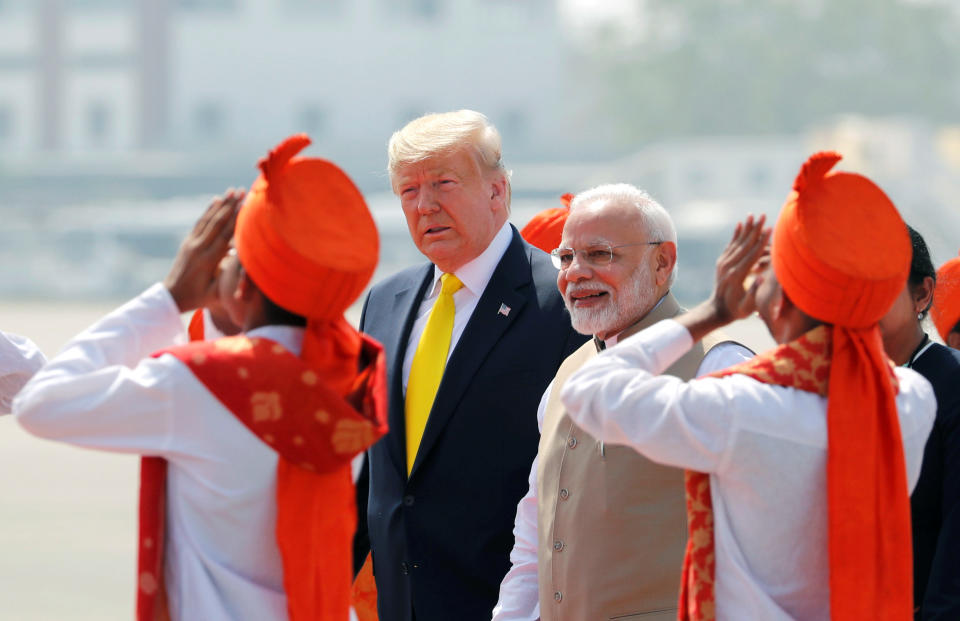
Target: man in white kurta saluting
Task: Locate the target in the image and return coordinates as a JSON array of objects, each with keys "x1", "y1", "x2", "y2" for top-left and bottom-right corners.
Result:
[
  {"x1": 14, "y1": 134, "x2": 388, "y2": 621},
  {"x1": 559, "y1": 152, "x2": 936, "y2": 620}
]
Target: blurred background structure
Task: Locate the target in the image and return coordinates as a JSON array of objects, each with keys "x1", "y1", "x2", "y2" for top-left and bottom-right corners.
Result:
[
  {"x1": 2, "y1": 1, "x2": 960, "y2": 618},
  {"x1": 0, "y1": 0, "x2": 959, "y2": 302}
]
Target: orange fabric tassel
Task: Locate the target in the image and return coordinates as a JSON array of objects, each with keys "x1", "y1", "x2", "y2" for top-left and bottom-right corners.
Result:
[
  {"x1": 679, "y1": 324, "x2": 908, "y2": 620},
  {"x1": 351, "y1": 553, "x2": 379, "y2": 621}
]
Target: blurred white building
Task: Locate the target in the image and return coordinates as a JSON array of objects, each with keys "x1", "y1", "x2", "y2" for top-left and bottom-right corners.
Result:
[{"x1": 0, "y1": 0, "x2": 571, "y2": 169}]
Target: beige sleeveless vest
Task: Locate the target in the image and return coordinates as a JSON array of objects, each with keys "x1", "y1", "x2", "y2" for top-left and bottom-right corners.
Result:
[{"x1": 537, "y1": 292, "x2": 730, "y2": 621}]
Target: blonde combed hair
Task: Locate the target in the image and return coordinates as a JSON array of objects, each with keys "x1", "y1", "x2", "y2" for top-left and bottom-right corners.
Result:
[{"x1": 388, "y1": 110, "x2": 511, "y2": 206}]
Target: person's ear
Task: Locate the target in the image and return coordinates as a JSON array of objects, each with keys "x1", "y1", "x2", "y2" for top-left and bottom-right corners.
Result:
[
  {"x1": 770, "y1": 287, "x2": 786, "y2": 321},
  {"x1": 947, "y1": 331, "x2": 960, "y2": 350},
  {"x1": 654, "y1": 242, "x2": 677, "y2": 287},
  {"x1": 235, "y1": 270, "x2": 254, "y2": 302},
  {"x1": 488, "y1": 173, "x2": 507, "y2": 209},
  {"x1": 913, "y1": 276, "x2": 935, "y2": 317}
]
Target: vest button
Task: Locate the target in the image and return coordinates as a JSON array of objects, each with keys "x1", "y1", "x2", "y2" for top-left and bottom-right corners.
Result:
[
  {"x1": 553, "y1": 539, "x2": 564, "y2": 551},
  {"x1": 567, "y1": 436, "x2": 578, "y2": 449},
  {"x1": 554, "y1": 591, "x2": 562, "y2": 602},
  {"x1": 559, "y1": 488, "x2": 569, "y2": 500}
]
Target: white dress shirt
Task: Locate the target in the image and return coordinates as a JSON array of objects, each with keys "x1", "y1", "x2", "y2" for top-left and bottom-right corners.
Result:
[
  {"x1": 401, "y1": 221, "x2": 513, "y2": 393},
  {"x1": 14, "y1": 284, "x2": 295, "y2": 621},
  {"x1": 558, "y1": 319, "x2": 936, "y2": 621},
  {"x1": 493, "y1": 329, "x2": 753, "y2": 621},
  {"x1": 0, "y1": 331, "x2": 46, "y2": 414}
]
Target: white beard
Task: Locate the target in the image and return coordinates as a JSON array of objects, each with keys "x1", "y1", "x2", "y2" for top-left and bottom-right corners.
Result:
[{"x1": 565, "y1": 267, "x2": 658, "y2": 337}]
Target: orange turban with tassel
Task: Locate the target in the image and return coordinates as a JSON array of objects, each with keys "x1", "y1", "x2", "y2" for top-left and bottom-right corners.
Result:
[
  {"x1": 237, "y1": 133, "x2": 377, "y2": 323},
  {"x1": 520, "y1": 193, "x2": 573, "y2": 253},
  {"x1": 235, "y1": 134, "x2": 381, "y2": 620},
  {"x1": 237, "y1": 133, "x2": 378, "y2": 396},
  {"x1": 932, "y1": 251, "x2": 960, "y2": 342},
  {"x1": 772, "y1": 151, "x2": 912, "y2": 621}
]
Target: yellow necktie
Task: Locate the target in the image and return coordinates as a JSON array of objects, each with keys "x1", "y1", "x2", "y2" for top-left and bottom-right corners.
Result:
[{"x1": 405, "y1": 273, "x2": 464, "y2": 473}]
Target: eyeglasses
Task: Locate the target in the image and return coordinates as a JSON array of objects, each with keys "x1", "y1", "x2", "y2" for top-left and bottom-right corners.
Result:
[{"x1": 550, "y1": 242, "x2": 664, "y2": 270}]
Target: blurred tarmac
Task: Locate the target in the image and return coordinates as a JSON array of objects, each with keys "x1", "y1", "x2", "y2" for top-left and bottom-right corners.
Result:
[{"x1": 1, "y1": 301, "x2": 135, "y2": 621}]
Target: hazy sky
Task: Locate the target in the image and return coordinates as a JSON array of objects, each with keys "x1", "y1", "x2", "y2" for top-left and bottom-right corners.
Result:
[{"x1": 560, "y1": 0, "x2": 639, "y2": 26}]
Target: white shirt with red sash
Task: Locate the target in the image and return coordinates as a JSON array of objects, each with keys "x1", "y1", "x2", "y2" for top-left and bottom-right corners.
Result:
[
  {"x1": 559, "y1": 319, "x2": 936, "y2": 621},
  {"x1": 14, "y1": 284, "x2": 293, "y2": 621}
]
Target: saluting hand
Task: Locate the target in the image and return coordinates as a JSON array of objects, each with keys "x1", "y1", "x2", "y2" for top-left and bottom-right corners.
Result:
[
  {"x1": 677, "y1": 215, "x2": 770, "y2": 343},
  {"x1": 709, "y1": 214, "x2": 770, "y2": 323},
  {"x1": 164, "y1": 189, "x2": 245, "y2": 313}
]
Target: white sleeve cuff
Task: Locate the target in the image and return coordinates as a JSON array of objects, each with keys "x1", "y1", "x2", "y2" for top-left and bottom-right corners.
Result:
[{"x1": 0, "y1": 332, "x2": 47, "y2": 414}]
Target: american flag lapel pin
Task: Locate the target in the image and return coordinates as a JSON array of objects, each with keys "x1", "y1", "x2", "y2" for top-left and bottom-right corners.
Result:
[{"x1": 498, "y1": 303, "x2": 511, "y2": 317}]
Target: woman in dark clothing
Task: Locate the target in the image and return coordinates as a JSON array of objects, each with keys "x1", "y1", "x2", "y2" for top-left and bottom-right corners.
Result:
[{"x1": 880, "y1": 225, "x2": 960, "y2": 620}]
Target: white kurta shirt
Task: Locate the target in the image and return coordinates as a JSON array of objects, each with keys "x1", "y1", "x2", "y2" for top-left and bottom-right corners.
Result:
[
  {"x1": 0, "y1": 330, "x2": 46, "y2": 414},
  {"x1": 493, "y1": 333, "x2": 753, "y2": 621},
  {"x1": 14, "y1": 284, "x2": 295, "y2": 621},
  {"x1": 558, "y1": 319, "x2": 936, "y2": 621}
]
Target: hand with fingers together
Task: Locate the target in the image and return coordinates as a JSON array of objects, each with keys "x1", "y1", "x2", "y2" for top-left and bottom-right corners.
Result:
[
  {"x1": 677, "y1": 214, "x2": 771, "y2": 343},
  {"x1": 164, "y1": 189, "x2": 245, "y2": 313},
  {"x1": 709, "y1": 214, "x2": 771, "y2": 323}
]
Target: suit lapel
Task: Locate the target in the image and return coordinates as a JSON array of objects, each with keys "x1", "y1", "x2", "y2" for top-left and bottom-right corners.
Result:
[
  {"x1": 385, "y1": 264, "x2": 434, "y2": 479},
  {"x1": 409, "y1": 230, "x2": 532, "y2": 478}
]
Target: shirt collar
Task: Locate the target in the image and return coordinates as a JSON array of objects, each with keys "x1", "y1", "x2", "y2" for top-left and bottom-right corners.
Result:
[
  {"x1": 246, "y1": 324, "x2": 305, "y2": 356},
  {"x1": 429, "y1": 221, "x2": 513, "y2": 297}
]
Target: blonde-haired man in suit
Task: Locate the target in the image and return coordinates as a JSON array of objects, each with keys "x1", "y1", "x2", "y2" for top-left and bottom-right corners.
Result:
[
  {"x1": 356, "y1": 110, "x2": 587, "y2": 621},
  {"x1": 493, "y1": 184, "x2": 753, "y2": 621}
]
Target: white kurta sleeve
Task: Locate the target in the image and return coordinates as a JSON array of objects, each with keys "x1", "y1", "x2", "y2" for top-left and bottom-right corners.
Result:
[
  {"x1": 695, "y1": 341, "x2": 754, "y2": 376},
  {"x1": 0, "y1": 331, "x2": 47, "y2": 414},
  {"x1": 13, "y1": 283, "x2": 190, "y2": 455},
  {"x1": 492, "y1": 382, "x2": 552, "y2": 621},
  {"x1": 560, "y1": 319, "x2": 741, "y2": 473}
]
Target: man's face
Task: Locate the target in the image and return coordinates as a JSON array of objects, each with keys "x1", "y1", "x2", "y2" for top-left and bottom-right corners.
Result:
[
  {"x1": 879, "y1": 284, "x2": 916, "y2": 347},
  {"x1": 751, "y1": 254, "x2": 794, "y2": 343},
  {"x1": 557, "y1": 199, "x2": 663, "y2": 340},
  {"x1": 218, "y1": 247, "x2": 244, "y2": 328},
  {"x1": 393, "y1": 149, "x2": 506, "y2": 273}
]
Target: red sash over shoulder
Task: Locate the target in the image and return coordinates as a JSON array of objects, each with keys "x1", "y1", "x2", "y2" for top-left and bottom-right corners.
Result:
[
  {"x1": 137, "y1": 328, "x2": 387, "y2": 621},
  {"x1": 678, "y1": 325, "x2": 901, "y2": 620},
  {"x1": 678, "y1": 325, "x2": 832, "y2": 621}
]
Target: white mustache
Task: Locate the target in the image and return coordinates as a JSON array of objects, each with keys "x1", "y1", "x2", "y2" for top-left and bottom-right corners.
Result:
[{"x1": 565, "y1": 282, "x2": 613, "y2": 298}]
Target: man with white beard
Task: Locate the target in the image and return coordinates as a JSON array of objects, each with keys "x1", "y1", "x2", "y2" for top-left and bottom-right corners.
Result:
[{"x1": 492, "y1": 184, "x2": 753, "y2": 621}]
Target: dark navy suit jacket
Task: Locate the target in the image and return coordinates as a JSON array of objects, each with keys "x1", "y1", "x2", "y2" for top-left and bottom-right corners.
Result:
[
  {"x1": 911, "y1": 342, "x2": 960, "y2": 620},
  {"x1": 355, "y1": 227, "x2": 587, "y2": 621}
]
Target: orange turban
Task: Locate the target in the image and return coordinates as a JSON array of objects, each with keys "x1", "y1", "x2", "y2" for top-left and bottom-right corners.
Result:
[
  {"x1": 520, "y1": 193, "x2": 573, "y2": 253},
  {"x1": 236, "y1": 133, "x2": 379, "y2": 394},
  {"x1": 772, "y1": 152, "x2": 912, "y2": 621},
  {"x1": 237, "y1": 134, "x2": 377, "y2": 321},
  {"x1": 235, "y1": 135, "x2": 381, "y2": 620},
  {"x1": 932, "y1": 251, "x2": 960, "y2": 341}
]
